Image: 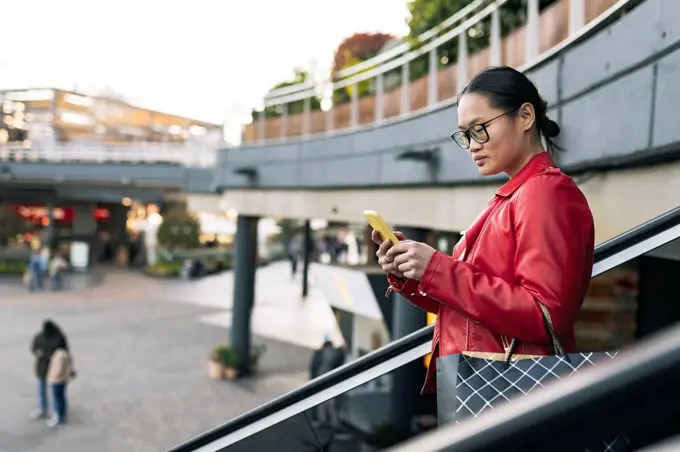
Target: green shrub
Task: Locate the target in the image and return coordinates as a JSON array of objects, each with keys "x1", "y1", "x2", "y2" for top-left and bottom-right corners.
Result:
[
  {"x1": 0, "y1": 260, "x2": 27, "y2": 275},
  {"x1": 156, "y1": 211, "x2": 200, "y2": 250},
  {"x1": 145, "y1": 261, "x2": 183, "y2": 277},
  {"x1": 211, "y1": 344, "x2": 241, "y2": 368}
]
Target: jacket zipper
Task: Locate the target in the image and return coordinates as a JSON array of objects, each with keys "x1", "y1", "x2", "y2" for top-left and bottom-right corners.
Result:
[{"x1": 461, "y1": 200, "x2": 505, "y2": 350}]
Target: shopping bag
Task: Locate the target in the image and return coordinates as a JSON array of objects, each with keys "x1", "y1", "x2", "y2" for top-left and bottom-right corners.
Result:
[{"x1": 436, "y1": 303, "x2": 629, "y2": 451}]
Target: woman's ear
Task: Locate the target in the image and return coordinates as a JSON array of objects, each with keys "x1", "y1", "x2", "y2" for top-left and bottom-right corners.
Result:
[{"x1": 518, "y1": 102, "x2": 536, "y2": 132}]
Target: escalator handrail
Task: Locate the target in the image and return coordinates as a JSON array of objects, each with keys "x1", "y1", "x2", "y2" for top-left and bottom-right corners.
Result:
[
  {"x1": 168, "y1": 204, "x2": 680, "y2": 452},
  {"x1": 593, "y1": 205, "x2": 680, "y2": 264},
  {"x1": 388, "y1": 320, "x2": 680, "y2": 452},
  {"x1": 167, "y1": 326, "x2": 433, "y2": 451}
]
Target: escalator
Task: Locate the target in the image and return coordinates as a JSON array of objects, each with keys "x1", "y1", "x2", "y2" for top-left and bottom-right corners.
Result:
[{"x1": 168, "y1": 205, "x2": 680, "y2": 452}]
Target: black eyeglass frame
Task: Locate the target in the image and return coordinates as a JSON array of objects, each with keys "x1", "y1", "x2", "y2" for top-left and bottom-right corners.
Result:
[{"x1": 451, "y1": 109, "x2": 517, "y2": 149}]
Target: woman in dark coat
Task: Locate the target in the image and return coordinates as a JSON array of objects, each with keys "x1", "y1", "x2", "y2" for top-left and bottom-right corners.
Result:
[{"x1": 30, "y1": 319, "x2": 67, "y2": 419}]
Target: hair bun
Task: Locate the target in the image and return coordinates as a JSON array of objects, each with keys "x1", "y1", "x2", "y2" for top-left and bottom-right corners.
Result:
[{"x1": 541, "y1": 117, "x2": 560, "y2": 138}]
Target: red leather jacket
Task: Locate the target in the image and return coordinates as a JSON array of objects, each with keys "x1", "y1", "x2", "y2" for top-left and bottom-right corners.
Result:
[{"x1": 387, "y1": 152, "x2": 594, "y2": 393}]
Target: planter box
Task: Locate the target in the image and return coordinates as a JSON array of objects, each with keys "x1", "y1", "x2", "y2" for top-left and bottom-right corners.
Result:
[{"x1": 208, "y1": 360, "x2": 239, "y2": 380}]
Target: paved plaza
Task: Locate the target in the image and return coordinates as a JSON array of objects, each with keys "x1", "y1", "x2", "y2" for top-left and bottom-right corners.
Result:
[{"x1": 0, "y1": 263, "x2": 340, "y2": 452}]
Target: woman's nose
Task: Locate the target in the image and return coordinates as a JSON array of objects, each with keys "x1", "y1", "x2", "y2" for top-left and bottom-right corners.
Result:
[{"x1": 469, "y1": 139, "x2": 483, "y2": 152}]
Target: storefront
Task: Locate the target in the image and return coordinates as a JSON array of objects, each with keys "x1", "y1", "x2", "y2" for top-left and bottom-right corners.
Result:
[{"x1": 11, "y1": 203, "x2": 119, "y2": 270}]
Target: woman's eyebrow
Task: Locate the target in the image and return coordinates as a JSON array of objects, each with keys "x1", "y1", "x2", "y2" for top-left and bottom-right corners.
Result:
[{"x1": 459, "y1": 116, "x2": 484, "y2": 129}]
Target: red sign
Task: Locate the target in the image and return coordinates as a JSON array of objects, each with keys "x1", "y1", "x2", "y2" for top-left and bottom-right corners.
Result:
[{"x1": 13, "y1": 205, "x2": 110, "y2": 222}]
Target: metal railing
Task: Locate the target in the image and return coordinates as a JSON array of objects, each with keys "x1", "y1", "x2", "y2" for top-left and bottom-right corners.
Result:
[
  {"x1": 390, "y1": 320, "x2": 680, "y2": 451},
  {"x1": 0, "y1": 142, "x2": 217, "y2": 167},
  {"x1": 246, "y1": 0, "x2": 601, "y2": 143}
]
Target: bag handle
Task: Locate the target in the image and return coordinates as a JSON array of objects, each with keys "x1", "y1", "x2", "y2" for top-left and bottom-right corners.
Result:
[{"x1": 504, "y1": 302, "x2": 569, "y2": 364}]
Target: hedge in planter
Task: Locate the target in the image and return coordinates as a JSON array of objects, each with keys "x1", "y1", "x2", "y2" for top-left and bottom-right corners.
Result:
[
  {"x1": 209, "y1": 344, "x2": 241, "y2": 380},
  {"x1": 157, "y1": 211, "x2": 200, "y2": 250}
]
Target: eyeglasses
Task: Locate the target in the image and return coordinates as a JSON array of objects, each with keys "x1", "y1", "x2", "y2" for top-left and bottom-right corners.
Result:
[{"x1": 451, "y1": 109, "x2": 516, "y2": 149}]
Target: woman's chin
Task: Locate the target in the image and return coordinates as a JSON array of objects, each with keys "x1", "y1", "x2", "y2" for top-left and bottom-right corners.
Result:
[{"x1": 477, "y1": 164, "x2": 500, "y2": 176}]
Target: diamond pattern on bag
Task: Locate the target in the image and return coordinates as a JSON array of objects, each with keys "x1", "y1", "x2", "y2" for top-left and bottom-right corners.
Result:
[{"x1": 450, "y1": 352, "x2": 626, "y2": 452}]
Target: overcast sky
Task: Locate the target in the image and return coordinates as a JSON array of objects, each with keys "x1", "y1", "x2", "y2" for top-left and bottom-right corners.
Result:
[{"x1": 1, "y1": 0, "x2": 410, "y2": 137}]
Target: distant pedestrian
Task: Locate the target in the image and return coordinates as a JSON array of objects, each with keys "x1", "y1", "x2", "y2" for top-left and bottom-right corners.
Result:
[
  {"x1": 30, "y1": 320, "x2": 67, "y2": 420},
  {"x1": 49, "y1": 252, "x2": 68, "y2": 291},
  {"x1": 308, "y1": 334, "x2": 350, "y2": 440},
  {"x1": 288, "y1": 239, "x2": 300, "y2": 279},
  {"x1": 46, "y1": 335, "x2": 75, "y2": 427},
  {"x1": 27, "y1": 249, "x2": 47, "y2": 292}
]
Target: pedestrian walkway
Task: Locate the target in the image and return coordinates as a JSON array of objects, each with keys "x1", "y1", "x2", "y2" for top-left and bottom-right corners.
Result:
[
  {"x1": 0, "y1": 270, "x2": 104, "y2": 297},
  {"x1": 0, "y1": 265, "x2": 318, "y2": 452},
  {"x1": 162, "y1": 261, "x2": 345, "y2": 350}
]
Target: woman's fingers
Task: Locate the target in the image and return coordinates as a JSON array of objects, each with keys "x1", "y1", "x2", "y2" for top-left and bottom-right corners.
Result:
[{"x1": 377, "y1": 239, "x2": 393, "y2": 257}]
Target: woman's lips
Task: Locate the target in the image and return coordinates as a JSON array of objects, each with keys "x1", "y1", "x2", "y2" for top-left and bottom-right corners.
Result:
[{"x1": 474, "y1": 156, "x2": 488, "y2": 167}]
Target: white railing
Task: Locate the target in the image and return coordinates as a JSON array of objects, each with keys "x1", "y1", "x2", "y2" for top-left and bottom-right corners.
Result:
[
  {"x1": 249, "y1": 0, "x2": 594, "y2": 143},
  {"x1": 0, "y1": 142, "x2": 217, "y2": 167}
]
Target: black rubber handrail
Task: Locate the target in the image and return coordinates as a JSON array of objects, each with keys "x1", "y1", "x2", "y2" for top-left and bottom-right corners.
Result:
[
  {"x1": 167, "y1": 326, "x2": 433, "y2": 451},
  {"x1": 389, "y1": 321, "x2": 680, "y2": 452},
  {"x1": 594, "y1": 205, "x2": 680, "y2": 262},
  {"x1": 168, "y1": 204, "x2": 680, "y2": 452}
]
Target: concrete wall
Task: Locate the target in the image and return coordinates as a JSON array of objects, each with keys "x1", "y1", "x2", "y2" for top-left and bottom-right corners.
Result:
[
  {"x1": 216, "y1": 0, "x2": 680, "y2": 189},
  {"x1": 0, "y1": 162, "x2": 215, "y2": 194},
  {"x1": 221, "y1": 158, "x2": 680, "y2": 245}
]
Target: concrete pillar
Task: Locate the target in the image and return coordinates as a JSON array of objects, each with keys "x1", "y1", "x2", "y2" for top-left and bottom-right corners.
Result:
[
  {"x1": 231, "y1": 215, "x2": 259, "y2": 376},
  {"x1": 350, "y1": 84, "x2": 359, "y2": 128},
  {"x1": 401, "y1": 63, "x2": 410, "y2": 115},
  {"x1": 525, "y1": 0, "x2": 540, "y2": 61},
  {"x1": 72, "y1": 204, "x2": 97, "y2": 236},
  {"x1": 301, "y1": 219, "x2": 311, "y2": 299},
  {"x1": 390, "y1": 226, "x2": 429, "y2": 437},
  {"x1": 44, "y1": 202, "x2": 54, "y2": 250},
  {"x1": 490, "y1": 7, "x2": 502, "y2": 66},
  {"x1": 109, "y1": 204, "x2": 130, "y2": 265},
  {"x1": 428, "y1": 48, "x2": 438, "y2": 107},
  {"x1": 72, "y1": 204, "x2": 97, "y2": 270}
]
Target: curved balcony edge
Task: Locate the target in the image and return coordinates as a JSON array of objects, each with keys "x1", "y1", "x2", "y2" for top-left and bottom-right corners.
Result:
[
  {"x1": 217, "y1": 0, "x2": 680, "y2": 191},
  {"x1": 241, "y1": 0, "x2": 640, "y2": 146}
]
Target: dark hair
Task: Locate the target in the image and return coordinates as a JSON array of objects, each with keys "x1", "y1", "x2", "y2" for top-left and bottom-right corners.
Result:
[
  {"x1": 55, "y1": 336, "x2": 69, "y2": 351},
  {"x1": 43, "y1": 319, "x2": 63, "y2": 338},
  {"x1": 458, "y1": 66, "x2": 562, "y2": 153}
]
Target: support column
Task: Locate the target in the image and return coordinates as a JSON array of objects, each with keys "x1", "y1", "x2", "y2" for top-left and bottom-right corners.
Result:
[
  {"x1": 72, "y1": 203, "x2": 97, "y2": 271},
  {"x1": 231, "y1": 215, "x2": 259, "y2": 376},
  {"x1": 301, "y1": 219, "x2": 311, "y2": 299},
  {"x1": 390, "y1": 226, "x2": 429, "y2": 437},
  {"x1": 44, "y1": 202, "x2": 54, "y2": 250}
]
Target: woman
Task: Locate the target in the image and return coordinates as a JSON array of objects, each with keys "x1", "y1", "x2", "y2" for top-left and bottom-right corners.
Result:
[
  {"x1": 30, "y1": 320, "x2": 67, "y2": 419},
  {"x1": 46, "y1": 335, "x2": 75, "y2": 427},
  {"x1": 373, "y1": 66, "x2": 595, "y2": 393}
]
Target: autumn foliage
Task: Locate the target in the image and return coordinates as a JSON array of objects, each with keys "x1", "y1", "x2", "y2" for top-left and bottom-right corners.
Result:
[{"x1": 331, "y1": 32, "x2": 396, "y2": 80}]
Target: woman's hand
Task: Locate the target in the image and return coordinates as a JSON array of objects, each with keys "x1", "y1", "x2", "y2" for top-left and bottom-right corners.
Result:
[
  {"x1": 372, "y1": 229, "x2": 406, "y2": 277},
  {"x1": 385, "y1": 241, "x2": 437, "y2": 281}
]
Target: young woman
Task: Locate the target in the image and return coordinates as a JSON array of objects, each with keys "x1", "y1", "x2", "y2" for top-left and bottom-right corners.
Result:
[
  {"x1": 46, "y1": 336, "x2": 75, "y2": 427},
  {"x1": 373, "y1": 66, "x2": 595, "y2": 393}
]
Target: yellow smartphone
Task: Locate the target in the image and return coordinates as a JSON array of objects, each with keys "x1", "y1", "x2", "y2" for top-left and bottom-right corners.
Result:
[{"x1": 363, "y1": 210, "x2": 400, "y2": 244}]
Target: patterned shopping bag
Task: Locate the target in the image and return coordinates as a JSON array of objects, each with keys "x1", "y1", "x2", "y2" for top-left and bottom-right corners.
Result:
[{"x1": 436, "y1": 304, "x2": 629, "y2": 451}]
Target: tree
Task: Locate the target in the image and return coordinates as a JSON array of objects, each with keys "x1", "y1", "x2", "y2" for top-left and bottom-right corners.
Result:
[
  {"x1": 275, "y1": 218, "x2": 301, "y2": 246},
  {"x1": 156, "y1": 211, "x2": 201, "y2": 250},
  {"x1": 330, "y1": 32, "x2": 395, "y2": 104},
  {"x1": 405, "y1": 0, "x2": 558, "y2": 81},
  {"x1": 252, "y1": 69, "x2": 323, "y2": 120},
  {"x1": 0, "y1": 205, "x2": 28, "y2": 246}
]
